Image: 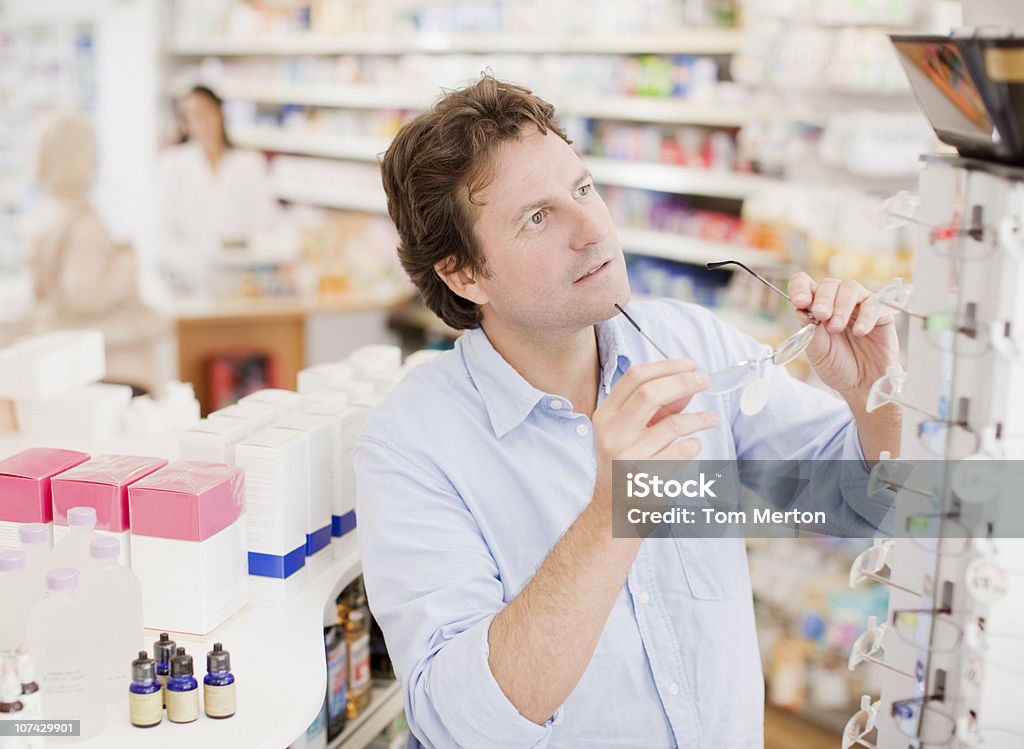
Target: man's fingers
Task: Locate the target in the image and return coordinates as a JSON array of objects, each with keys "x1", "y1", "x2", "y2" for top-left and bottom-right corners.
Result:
[
  {"x1": 603, "y1": 359, "x2": 696, "y2": 413},
  {"x1": 630, "y1": 411, "x2": 718, "y2": 458},
  {"x1": 612, "y1": 371, "x2": 710, "y2": 437},
  {"x1": 788, "y1": 272, "x2": 817, "y2": 309}
]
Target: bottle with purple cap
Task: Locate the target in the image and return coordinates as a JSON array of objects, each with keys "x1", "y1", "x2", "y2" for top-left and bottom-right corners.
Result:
[
  {"x1": 26, "y1": 568, "x2": 104, "y2": 740},
  {"x1": 18, "y1": 523, "x2": 51, "y2": 596},
  {"x1": 80, "y1": 536, "x2": 143, "y2": 696},
  {"x1": 51, "y1": 506, "x2": 100, "y2": 573}
]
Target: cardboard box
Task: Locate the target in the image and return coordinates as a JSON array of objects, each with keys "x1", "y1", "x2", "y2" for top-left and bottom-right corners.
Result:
[
  {"x1": 298, "y1": 399, "x2": 364, "y2": 538},
  {"x1": 179, "y1": 417, "x2": 254, "y2": 464},
  {"x1": 237, "y1": 388, "x2": 300, "y2": 417},
  {"x1": 0, "y1": 448, "x2": 90, "y2": 549},
  {"x1": 296, "y1": 362, "x2": 355, "y2": 395},
  {"x1": 128, "y1": 461, "x2": 248, "y2": 635},
  {"x1": 234, "y1": 429, "x2": 308, "y2": 579},
  {"x1": 270, "y1": 414, "x2": 333, "y2": 557}
]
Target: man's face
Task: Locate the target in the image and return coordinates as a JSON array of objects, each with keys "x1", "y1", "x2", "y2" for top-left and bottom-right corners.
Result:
[{"x1": 460, "y1": 126, "x2": 630, "y2": 337}]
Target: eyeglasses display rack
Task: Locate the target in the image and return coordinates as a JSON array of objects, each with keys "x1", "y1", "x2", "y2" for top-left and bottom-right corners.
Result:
[{"x1": 845, "y1": 152, "x2": 1024, "y2": 748}]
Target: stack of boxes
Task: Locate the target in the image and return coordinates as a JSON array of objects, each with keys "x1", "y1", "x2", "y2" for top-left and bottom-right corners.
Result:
[{"x1": 0, "y1": 343, "x2": 440, "y2": 633}]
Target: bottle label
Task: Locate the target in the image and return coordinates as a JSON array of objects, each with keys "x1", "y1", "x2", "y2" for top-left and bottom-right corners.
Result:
[
  {"x1": 130, "y1": 690, "x2": 163, "y2": 726},
  {"x1": 157, "y1": 673, "x2": 168, "y2": 706},
  {"x1": 204, "y1": 683, "x2": 236, "y2": 717},
  {"x1": 326, "y1": 639, "x2": 348, "y2": 719},
  {"x1": 348, "y1": 634, "x2": 371, "y2": 692},
  {"x1": 166, "y1": 688, "x2": 199, "y2": 723}
]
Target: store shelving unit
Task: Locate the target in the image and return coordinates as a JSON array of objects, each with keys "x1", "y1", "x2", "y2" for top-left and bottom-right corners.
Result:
[{"x1": 330, "y1": 680, "x2": 404, "y2": 749}]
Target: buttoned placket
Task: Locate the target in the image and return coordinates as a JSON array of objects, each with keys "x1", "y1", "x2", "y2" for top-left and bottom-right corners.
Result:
[{"x1": 628, "y1": 544, "x2": 702, "y2": 748}]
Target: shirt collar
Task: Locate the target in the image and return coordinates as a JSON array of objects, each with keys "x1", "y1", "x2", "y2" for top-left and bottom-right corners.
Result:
[{"x1": 459, "y1": 317, "x2": 634, "y2": 439}]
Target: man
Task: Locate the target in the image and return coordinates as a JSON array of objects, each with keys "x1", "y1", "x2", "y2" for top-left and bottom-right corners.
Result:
[{"x1": 355, "y1": 75, "x2": 901, "y2": 747}]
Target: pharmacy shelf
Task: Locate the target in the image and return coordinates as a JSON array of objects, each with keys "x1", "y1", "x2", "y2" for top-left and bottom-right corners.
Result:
[
  {"x1": 170, "y1": 29, "x2": 743, "y2": 56},
  {"x1": 619, "y1": 227, "x2": 782, "y2": 269},
  {"x1": 587, "y1": 157, "x2": 777, "y2": 199},
  {"x1": 169, "y1": 81, "x2": 755, "y2": 127},
  {"x1": 330, "y1": 679, "x2": 404, "y2": 749},
  {"x1": 275, "y1": 182, "x2": 389, "y2": 214},
  {"x1": 232, "y1": 127, "x2": 389, "y2": 162},
  {"x1": 71, "y1": 536, "x2": 364, "y2": 749}
]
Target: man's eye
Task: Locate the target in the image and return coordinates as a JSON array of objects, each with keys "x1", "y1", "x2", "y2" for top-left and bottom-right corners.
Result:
[
  {"x1": 529, "y1": 211, "x2": 544, "y2": 225},
  {"x1": 575, "y1": 184, "x2": 592, "y2": 197}
]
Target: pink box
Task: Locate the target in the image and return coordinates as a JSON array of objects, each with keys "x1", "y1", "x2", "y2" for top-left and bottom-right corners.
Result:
[
  {"x1": 128, "y1": 461, "x2": 244, "y2": 541},
  {"x1": 51, "y1": 455, "x2": 168, "y2": 532},
  {"x1": 0, "y1": 448, "x2": 90, "y2": 523}
]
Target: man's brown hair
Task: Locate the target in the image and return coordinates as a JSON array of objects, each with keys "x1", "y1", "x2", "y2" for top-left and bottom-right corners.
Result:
[{"x1": 380, "y1": 75, "x2": 569, "y2": 330}]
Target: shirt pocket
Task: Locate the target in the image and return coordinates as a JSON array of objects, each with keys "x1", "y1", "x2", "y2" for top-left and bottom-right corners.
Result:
[{"x1": 673, "y1": 537, "x2": 748, "y2": 600}]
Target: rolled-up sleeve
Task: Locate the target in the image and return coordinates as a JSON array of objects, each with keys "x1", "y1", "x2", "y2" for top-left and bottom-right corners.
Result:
[{"x1": 355, "y1": 433, "x2": 560, "y2": 748}]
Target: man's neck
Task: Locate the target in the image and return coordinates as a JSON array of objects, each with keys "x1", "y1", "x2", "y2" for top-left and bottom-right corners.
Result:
[{"x1": 480, "y1": 321, "x2": 602, "y2": 418}]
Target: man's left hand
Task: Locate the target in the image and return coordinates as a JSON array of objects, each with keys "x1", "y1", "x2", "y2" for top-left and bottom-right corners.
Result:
[{"x1": 788, "y1": 273, "x2": 899, "y2": 398}]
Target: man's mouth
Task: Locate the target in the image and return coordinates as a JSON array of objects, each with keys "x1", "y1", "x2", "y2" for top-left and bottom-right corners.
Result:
[{"x1": 576, "y1": 260, "x2": 611, "y2": 282}]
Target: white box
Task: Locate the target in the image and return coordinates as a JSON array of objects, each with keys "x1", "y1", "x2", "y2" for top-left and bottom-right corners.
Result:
[
  {"x1": 238, "y1": 389, "x2": 300, "y2": 418},
  {"x1": 14, "y1": 383, "x2": 132, "y2": 441},
  {"x1": 130, "y1": 519, "x2": 249, "y2": 635},
  {"x1": 208, "y1": 402, "x2": 276, "y2": 430},
  {"x1": 269, "y1": 415, "x2": 332, "y2": 557},
  {"x1": 0, "y1": 330, "x2": 106, "y2": 401},
  {"x1": 297, "y1": 362, "x2": 356, "y2": 395},
  {"x1": 234, "y1": 428, "x2": 309, "y2": 578},
  {"x1": 298, "y1": 400, "x2": 365, "y2": 537},
  {"x1": 346, "y1": 344, "x2": 402, "y2": 377},
  {"x1": 179, "y1": 417, "x2": 254, "y2": 464}
]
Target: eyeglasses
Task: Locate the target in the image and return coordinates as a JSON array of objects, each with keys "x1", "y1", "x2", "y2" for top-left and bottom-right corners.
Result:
[
  {"x1": 842, "y1": 695, "x2": 881, "y2": 749},
  {"x1": 890, "y1": 693, "x2": 958, "y2": 746},
  {"x1": 849, "y1": 539, "x2": 922, "y2": 596},
  {"x1": 874, "y1": 279, "x2": 1020, "y2": 361},
  {"x1": 956, "y1": 717, "x2": 1024, "y2": 748},
  {"x1": 614, "y1": 296, "x2": 816, "y2": 417},
  {"x1": 891, "y1": 604, "x2": 964, "y2": 655},
  {"x1": 848, "y1": 615, "x2": 916, "y2": 679},
  {"x1": 882, "y1": 192, "x2": 1023, "y2": 262}
]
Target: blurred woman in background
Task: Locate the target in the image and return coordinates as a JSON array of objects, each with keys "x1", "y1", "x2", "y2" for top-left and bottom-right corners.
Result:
[
  {"x1": 25, "y1": 113, "x2": 170, "y2": 396},
  {"x1": 153, "y1": 85, "x2": 278, "y2": 296}
]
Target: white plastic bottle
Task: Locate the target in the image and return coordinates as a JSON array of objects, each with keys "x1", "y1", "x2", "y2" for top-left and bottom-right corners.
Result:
[
  {"x1": 18, "y1": 524, "x2": 50, "y2": 599},
  {"x1": 50, "y1": 507, "x2": 99, "y2": 573},
  {"x1": 27, "y1": 569, "x2": 104, "y2": 741},
  {"x1": 80, "y1": 536, "x2": 143, "y2": 696},
  {"x1": 0, "y1": 550, "x2": 31, "y2": 658}
]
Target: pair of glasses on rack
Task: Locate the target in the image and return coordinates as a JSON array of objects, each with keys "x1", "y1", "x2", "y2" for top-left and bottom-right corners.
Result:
[
  {"x1": 843, "y1": 694, "x2": 1024, "y2": 749},
  {"x1": 872, "y1": 278, "x2": 1021, "y2": 360},
  {"x1": 616, "y1": 261, "x2": 816, "y2": 416},
  {"x1": 882, "y1": 191, "x2": 1024, "y2": 261}
]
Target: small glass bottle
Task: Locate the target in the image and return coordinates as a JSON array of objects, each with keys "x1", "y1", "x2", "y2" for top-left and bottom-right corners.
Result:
[
  {"x1": 166, "y1": 647, "x2": 199, "y2": 724},
  {"x1": 129, "y1": 651, "x2": 162, "y2": 728},
  {"x1": 152, "y1": 633, "x2": 176, "y2": 707},
  {"x1": 203, "y1": 643, "x2": 236, "y2": 719},
  {"x1": 344, "y1": 609, "x2": 372, "y2": 720}
]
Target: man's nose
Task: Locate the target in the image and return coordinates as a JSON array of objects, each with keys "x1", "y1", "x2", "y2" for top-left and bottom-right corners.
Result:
[{"x1": 569, "y1": 202, "x2": 608, "y2": 252}]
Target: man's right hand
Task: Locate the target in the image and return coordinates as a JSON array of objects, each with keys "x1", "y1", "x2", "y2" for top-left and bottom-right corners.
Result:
[{"x1": 591, "y1": 359, "x2": 718, "y2": 512}]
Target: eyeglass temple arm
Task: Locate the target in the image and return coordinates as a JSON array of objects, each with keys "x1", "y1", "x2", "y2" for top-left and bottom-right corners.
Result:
[
  {"x1": 614, "y1": 303, "x2": 671, "y2": 360},
  {"x1": 707, "y1": 260, "x2": 802, "y2": 308}
]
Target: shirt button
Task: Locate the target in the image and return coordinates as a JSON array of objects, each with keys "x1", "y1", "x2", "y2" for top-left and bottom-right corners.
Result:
[
  {"x1": 638, "y1": 591, "x2": 650, "y2": 604},
  {"x1": 576, "y1": 424, "x2": 590, "y2": 437},
  {"x1": 550, "y1": 399, "x2": 563, "y2": 410},
  {"x1": 669, "y1": 683, "x2": 679, "y2": 696}
]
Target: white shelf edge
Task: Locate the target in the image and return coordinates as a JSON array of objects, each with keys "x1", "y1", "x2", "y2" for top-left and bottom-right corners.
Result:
[
  {"x1": 169, "y1": 30, "x2": 743, "y2": 57},
  {"x1": 274, "y1": 183, "x2": 389, "y2": 214},
  {"x1": 618, "y1": 227, "x2": 783, "y2": 269},
  {"x1": 168, "y1": 81, "x2": 753, "y2": 127},
  {"x1": 232, "y1": 128, "x2": 389, "y2": 162},
  {"x1": 330, "y1": 679, "x2": 404, "y2": 749},
  {"x1": 587, "y1": 157, "x2": 778, "y2": 199}
]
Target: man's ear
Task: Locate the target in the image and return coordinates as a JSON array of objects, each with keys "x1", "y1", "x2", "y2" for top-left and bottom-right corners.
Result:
[{"x1": 434, "y1": 258, "x2": 488, "y2": 306}]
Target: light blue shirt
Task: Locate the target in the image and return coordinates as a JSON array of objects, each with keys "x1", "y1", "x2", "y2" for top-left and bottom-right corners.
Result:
[{"x1": 355, "y1": 298, "x2": 886, "y2": 748}]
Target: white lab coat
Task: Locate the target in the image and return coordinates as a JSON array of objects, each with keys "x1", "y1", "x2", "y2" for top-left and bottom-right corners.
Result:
[{"x1": 153, "y1": 142, "x2": 278, "y2": 295}]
